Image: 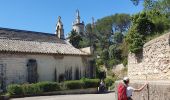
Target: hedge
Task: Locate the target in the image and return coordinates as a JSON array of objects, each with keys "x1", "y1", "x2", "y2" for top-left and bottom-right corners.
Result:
[
  {"x1": 7, "y1": 79, "x2": 100, "y2": 96},
  {"x1": 7, "y1": 84, "x2": 23, "y2": 95},
  {"x1": 63, "y1": 78, "x2": 100, "y2": 89},
  {"x1": 7, "y1": 82, "x2": 60, "y2": 96},
  {"x1": 83, "y1": 78, "x2": 100, "y2": 88},
  {"x1": 22, "y1": 84, "x2": 42, "y2": 95},
  {"x1": 36, "y1": 82, "x2": 60, "y2": 92},
  {"x1": 64, "y1": 80, "x2": 84, "y2": 89}
]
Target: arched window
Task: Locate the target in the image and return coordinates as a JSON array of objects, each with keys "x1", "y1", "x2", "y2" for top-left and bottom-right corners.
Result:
[
  {"x1": 57, "y1": 26, "x2": 60, "y2": 33},
  {"x1": 27, "y1": 59, "x2": 38, "y2": 83}
]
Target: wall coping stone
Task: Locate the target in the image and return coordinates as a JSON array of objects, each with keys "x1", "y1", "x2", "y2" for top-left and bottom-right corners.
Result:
[{"x1": 144, "y1": 32, "x2": 170, "y2": 47}]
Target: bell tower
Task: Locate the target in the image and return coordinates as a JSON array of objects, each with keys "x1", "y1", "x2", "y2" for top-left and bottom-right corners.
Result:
[
  {"x1": 56, "y1": 16, "x2": 65, "y2": 39},
  {"x1": 72, "y1": 10, "x2": 85, "y2": 35},
  {"x1": 76, "y1": 9, "x2": 80, "y2": 23}
]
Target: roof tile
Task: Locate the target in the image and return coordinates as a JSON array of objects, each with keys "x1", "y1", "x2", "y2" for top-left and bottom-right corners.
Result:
[{"x1": 0, "y1": 38, "x2": 88, "y2": 55}]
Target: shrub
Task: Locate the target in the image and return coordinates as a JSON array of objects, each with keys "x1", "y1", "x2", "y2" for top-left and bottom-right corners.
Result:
[
  {"x1": 64, "y1": 80, "x2": 84, "y2": 89},
  {"x1": 37, "y1": 82, "x2": 60, "y2": 92},
  {"x1": 22, "y1": 84, "x2": 42, "y2": 95},
  {"x1": 96, "y1": 59, "x2": 104, "y2": 67},
  {"x1": 108, "y1": 59, "x2": 120, "y2": 68},
  {"x1": 126, "y1": 29, "x2": 144, "y2": 53},
  {"x1": 7, "y1": 79, "x2": 100, "y2": 96},
  {"x1": 123, "y1": 58, "x2": 128, "y2": 67},
  {"x1": 7, "y1": 82, "x2": 61, "y2": 96},
  {"x1": 104, "y1": 77, "x2": 116, "y2": 88},
  {"x1": 83, "y1": 78, "x2": 100, "y2": 88},
  {"x1": 7, "y1": 84, "x2": 23, "y2": 95}
]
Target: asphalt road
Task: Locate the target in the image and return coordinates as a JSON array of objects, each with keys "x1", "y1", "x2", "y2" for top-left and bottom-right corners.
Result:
[{"x1": 11, "y1": 92, "x2": 115, "y2": 100}]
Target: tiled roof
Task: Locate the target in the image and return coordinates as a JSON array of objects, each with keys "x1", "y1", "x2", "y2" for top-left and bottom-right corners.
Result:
[
  {"x1": 0, "y1": 27, "x2": 89, "y2": 55},
  {"x1": 0, "y1": 27, "x2": 65, "y2": 43}
]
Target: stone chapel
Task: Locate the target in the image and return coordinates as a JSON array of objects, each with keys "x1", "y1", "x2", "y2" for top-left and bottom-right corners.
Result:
[{"x1": 0, "y1": 11, "x2": 94, "y2": 90}]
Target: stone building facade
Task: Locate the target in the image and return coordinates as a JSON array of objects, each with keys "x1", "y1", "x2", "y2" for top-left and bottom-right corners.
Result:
[
  {"x1": 0, "y1": 17, "x2": 94, "y2": 91},
  {"x1": 128, "y1": 32, "x2": 170, "y2": 80}
]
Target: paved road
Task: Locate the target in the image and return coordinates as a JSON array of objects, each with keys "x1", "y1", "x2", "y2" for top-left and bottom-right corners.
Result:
[{"x1": 11, "y1": 92, "x2": 115, "y2": 100}]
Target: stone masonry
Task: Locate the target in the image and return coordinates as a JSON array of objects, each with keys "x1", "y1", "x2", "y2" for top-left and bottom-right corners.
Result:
[
  {"x1": 115, "y1": 32, "x2": 170, "y2": 100},
  {"x1": 128, "y1": 32, "x2": 170, "y2": 80}
]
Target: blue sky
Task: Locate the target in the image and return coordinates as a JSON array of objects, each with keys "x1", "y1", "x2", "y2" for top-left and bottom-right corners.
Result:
[{"x1": 0, "y1": 0, "x2": 143, "y2": 36}]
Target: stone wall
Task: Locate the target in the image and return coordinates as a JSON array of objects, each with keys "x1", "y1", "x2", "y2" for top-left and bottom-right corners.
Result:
[
  {"x1": 112, "y1": 64, "x2": 127, "y2": 79},
  {"x1": 128, "y1": 32, "x2": 170, "y2": 80}
]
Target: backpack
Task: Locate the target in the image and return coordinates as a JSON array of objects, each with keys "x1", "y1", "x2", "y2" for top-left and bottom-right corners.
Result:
[{"x1": 118, "y1": 83, "x2": 127, "y2": 100}]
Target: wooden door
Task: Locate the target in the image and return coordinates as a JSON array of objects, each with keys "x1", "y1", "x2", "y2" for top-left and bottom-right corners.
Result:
[
  {"x1": 27, "y1": 59, "x2": 38, "y2": 83},
  {"x1": 0, "y1": 64, "x2": 6, "y2": 91}
]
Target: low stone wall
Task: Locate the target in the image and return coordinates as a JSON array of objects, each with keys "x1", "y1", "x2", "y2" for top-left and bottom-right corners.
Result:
[
  {"x1": 128, "y1": 32, "x2": 170, "y2": 80},
  {"x1": 115, "y1": 80, "x2": 170, "y2": 100}
]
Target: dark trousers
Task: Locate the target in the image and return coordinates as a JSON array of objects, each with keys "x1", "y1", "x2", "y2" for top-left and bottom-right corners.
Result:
[{"x1": 127, "y1": 97, "x2": 133, "y2": 100}]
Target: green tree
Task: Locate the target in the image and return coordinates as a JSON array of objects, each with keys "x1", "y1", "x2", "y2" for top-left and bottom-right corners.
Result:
[
  {"x1": 147, "y1": 10, "x2": 170, "y2": 34},
  {"x1": 126, "y1": 12, "x2": 154, "y2": 53},
  {"x1": 131, "y1": 12, "x2": 155, "y2": 35},
  {"x1": 95, "y1": 13, "x2": 131, "y2": 52},
  {"x1": 112, "y1": 14, "x2": 131, "y2": 33},
  {"x1": 96, "y1": 13, "x2": 131, "y2": 34},
  {"x1": 113, "y1": 32, "x2": 124, "y2": 43},
  {"x1": 161, "y1": 0, "x2": 170, "y2": 13},
  {"x1": 109, "y1": 45, "x2": 122, "y2": 60},
  {"x1": 126, "y1": 8, "x2": 170, "y2": 54},
  {"x1": 85, "y1": 23, "x2": 97, "y2": 47},
  {"x1": 93, "y1": 14, "x2": 131, "y2": 68},
  {"x1": 126, "y1": 26, "x2": 145, "y2": 53},
  {"x1": 68, "y1": 30, "x2": 82, "y2": 48},
  {"x1": 131, "y1": 0, "x2": 170, "y2": 13},
  {"x1": 101, "y1": 49, "x2": 109, "y2": 62},
  {"x1": 79, "y1": 14, "x2": 131, "y2": 69},
  {"x1": 131, "y1": 0, "x2": 157, "y2": 8}
]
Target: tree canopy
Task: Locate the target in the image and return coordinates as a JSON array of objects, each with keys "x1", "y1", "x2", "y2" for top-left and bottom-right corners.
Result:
[
  {"x1": 68, "y1": 0, "x2": 170, "y2": 71},
  {"x1": 68, "y1": 30, "x2": 82, "y2": 48}
]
